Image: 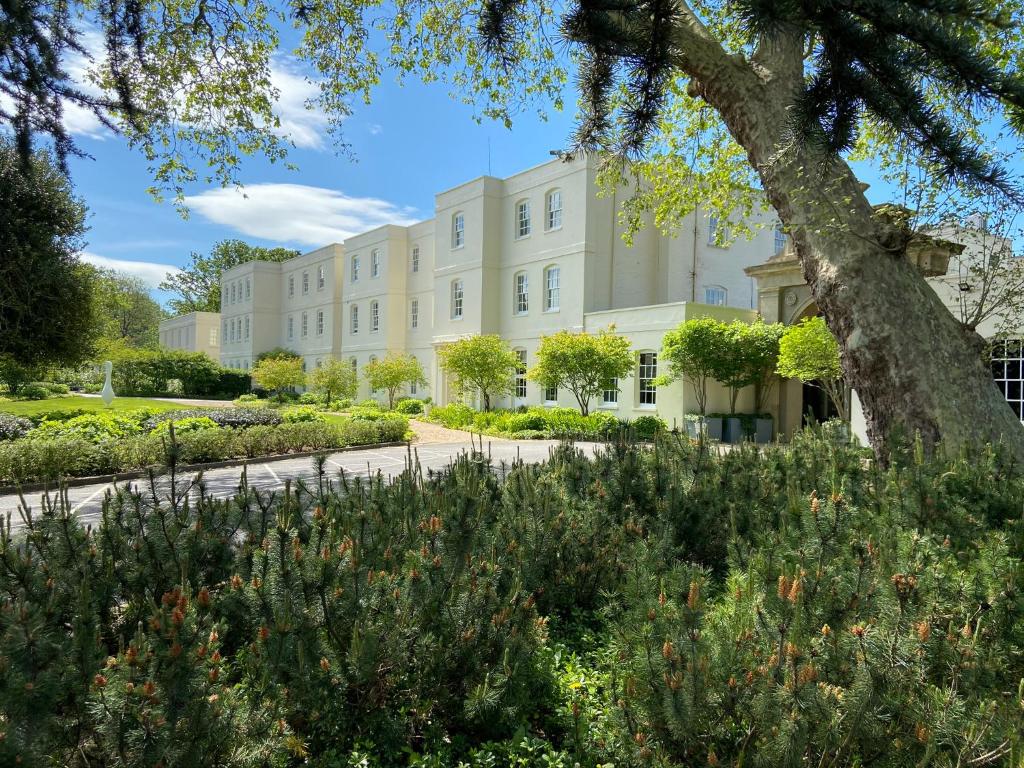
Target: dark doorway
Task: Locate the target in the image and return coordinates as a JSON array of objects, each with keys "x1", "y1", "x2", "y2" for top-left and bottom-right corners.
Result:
[{"x1": 801, "y1": 382, "x2": 838, "y2": 426}]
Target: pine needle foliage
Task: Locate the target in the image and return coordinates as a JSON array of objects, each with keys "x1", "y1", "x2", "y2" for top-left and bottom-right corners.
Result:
[{"x1": 0, "y1": 428, "x2": 1022, "y2": 765}]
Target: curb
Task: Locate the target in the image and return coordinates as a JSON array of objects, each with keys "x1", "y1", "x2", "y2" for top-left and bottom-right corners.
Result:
[{"x1": 0, "y1": 441, "x2": 410, "y2": 496}]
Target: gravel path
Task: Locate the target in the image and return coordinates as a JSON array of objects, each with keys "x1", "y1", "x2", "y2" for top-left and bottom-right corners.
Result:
[{"x1": 408, "y1": 419, "x2": 495, "y2": 444}]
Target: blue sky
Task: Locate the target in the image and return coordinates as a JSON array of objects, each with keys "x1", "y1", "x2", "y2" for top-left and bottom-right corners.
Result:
[{"x1": 70, "y1": 61, "x2": 580, "y2": 304}]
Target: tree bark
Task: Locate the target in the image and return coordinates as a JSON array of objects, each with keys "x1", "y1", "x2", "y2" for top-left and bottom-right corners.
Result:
[{"x1": 675, "y1": 21, "x2": 1024, "y2": 459}]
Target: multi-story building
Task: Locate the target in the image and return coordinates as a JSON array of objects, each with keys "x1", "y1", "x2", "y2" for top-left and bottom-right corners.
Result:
[
  {"x1": 158, "y1": 311, "x2": 222, "y2": 359},
  {"x1": 218, "y1": 155, "x2": 781, "y2": 421}
]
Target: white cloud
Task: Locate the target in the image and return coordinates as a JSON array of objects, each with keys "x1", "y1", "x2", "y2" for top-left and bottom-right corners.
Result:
[
  {"x1": 183, "y1": 183, "x2": 419, "y2": 246},
  {"x1": 368, "y1": 123, "x2": 383, "y2": 136},
  {"x1": 271, "y1": 59, "x2": 331, "y2": 150},
  {"x1": 80, "y1": 251, "x2": 181, "y2": 288}
]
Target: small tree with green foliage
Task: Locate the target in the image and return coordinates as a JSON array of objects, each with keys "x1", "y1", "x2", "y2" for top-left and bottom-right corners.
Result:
[
  {"x1": 437, "y1": 335, "x2": 519, "y2": 411},
  {"x1": 251, "y1": 356, "x2": 304, "y2": 403},
  {"x1": 527, "y1": 328, "x2": 633, "y2": 415},
  {"x1": 307, "y1": 358, "x2": 358, "y2": 406},
  {"x1": 742, "y1": 319, "x2": 785, "y2": 413},
  {"x1": 254, "y1": 347, "x2": 302, "y2": 363},
  {"x1": 659, "y1": 318, "x2": 727, "y2": 415},
  {"x1": 777, "y1": 316, "x2": 850, "y2": 421},
  {"x1": 364, "y1": 353, "x2": 427, "y2": 409}
]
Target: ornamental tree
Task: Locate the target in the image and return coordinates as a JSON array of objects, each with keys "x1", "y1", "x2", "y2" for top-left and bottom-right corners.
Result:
[
  {"x1": 660, "y1": 317, "x2": 728, "y2": 415},
  {"x1": 710, "y1": 321, "x2": 754, "y2": 415},
  {"x1": 364, "y1": 353, "x2": 427, "y2": 409},
  {"x1": 307, "y1": 358, "x2": 358, "y2": 406},
  {"x1": 777, "y1": 317, "x2": 850, "y2": 422},
  {"x1": 741, "y1": 319, "x2": 785, "y2": 414},
  {"x1": 528, "y1": 328, "x2": 633, "y2": 415},
  {"x1": 437, "y1": 335, "x2": 519, "y2": 411},
  {"x1": 251, "y1": 356, "x2": 304, "y2": 403}
]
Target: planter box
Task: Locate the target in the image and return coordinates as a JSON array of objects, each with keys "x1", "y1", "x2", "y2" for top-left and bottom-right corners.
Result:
[
  {"x1": 754, "y1": 417, "x2": 773, "y2": 444},
  {"x1": 724, "y1": 417, "x2": 744, "y2": 444},
  {"x1": 685, "y1": 416, "x2": 723, "y2": 441}
]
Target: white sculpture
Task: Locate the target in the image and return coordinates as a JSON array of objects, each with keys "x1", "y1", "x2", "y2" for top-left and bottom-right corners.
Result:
[{"x1": 100, "y1": 360, "x2": 115, "y2": 407}]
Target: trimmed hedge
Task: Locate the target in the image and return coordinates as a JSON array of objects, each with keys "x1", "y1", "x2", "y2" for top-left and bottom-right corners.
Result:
[
  {"x1": 0, "y1": 416, "x2": 409, "y2": 484},
  {"x1": 143, "y1": 407, "x2": 282, "y2": 430}
]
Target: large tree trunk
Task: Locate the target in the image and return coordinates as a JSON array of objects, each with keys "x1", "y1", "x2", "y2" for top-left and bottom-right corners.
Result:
[{"x1": 683, "y1": 37, "x2": 1024, "y2": 459}]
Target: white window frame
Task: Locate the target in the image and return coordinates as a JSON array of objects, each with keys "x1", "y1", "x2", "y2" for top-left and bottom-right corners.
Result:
[
  {"x1": 774, "y1": 224, "x2": 787, "y2": 256},
  {"x1": 704, "y1": 285, "x2": 727, "y2": 306},
  {"x1": 514, "y1": 349, "x2": 527, "y2": 399},
  {"x1": 230, "y1": 284, "x2": 236, "y2": 304},
  {"x1": 371, "y1": 249, "x2": 381, "y2": 278},
  {"x1": 546, "y1": 189, "x2": 562, "y2": 231},
  {"x1": 287, "y1": 315, "x2": 294, "y2": 340},
  {"x1": 245, "y1": 278, "x2": 251, "y2": 299},
  {"x1": 301, "y1": 311, "x2": 308, "y2": 338},
  {"x1": 638, "y1": 352, "x2": 658, "y2": 406},
  {"x1": 209, "y1": 328, "x2": 218, "y2": 347},
  {"x1": 410, "y1": 298, "x2": 419, "y2": 329},
  {"x1": 302, "y1": 272, "x2": 309, "y2": 295},
  {"x1": 544, "y1": 385, "x2": 558, "y2": 404},
  {"x1": 451, "y1": 279, "x2": 464, "y2": 319},
  {"x1": 244, "y1": 316, "x2": 250, "y2": 340},
  {"x1": 351, "y1": 255, "x2": 360, "y2": 283},
  {"x1": 370, "y1": 300, "x2": 380, "y2": 332},
  {"x1": 350, "y1": 305, "x2": 359, "y2": 334},
  {"x1": 992, "y1": 339, "x2": 1024, "y2": 421},
  {"x1": 317, "y1": 265, "x2": 326, "y2": 290},
  {"x1": 411, "y1": 245, "x2": 420, "y2": 273},
  {"x1": 544, "y1": 265, "x2": 560, "y2": 312},
  {"x1": 288, "y1": 275, "x2": 295, "y2": 298},
  {"x1": 516, "y1": 199, "x2": 531, "y2": 239},
  {"x1": 601, "y1": 379, "x2": 619, "y2": 407},
  {"x1": 514, "y1": 271, "x2": 529, "y2": 315},
  {"x1": 708, "y1": 216, "x2": 731, "y2": 246},
  {"x1": 316, "y1": 309, "x2": 324, "y2": 336},
  {"x1": 452, "y1": 212, "x2": 465, "y2": 249}
]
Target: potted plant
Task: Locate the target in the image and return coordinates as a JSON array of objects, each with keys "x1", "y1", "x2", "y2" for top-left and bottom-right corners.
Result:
[{"x1": 660, "y1": 318, "x2": 726, "y2": 441}]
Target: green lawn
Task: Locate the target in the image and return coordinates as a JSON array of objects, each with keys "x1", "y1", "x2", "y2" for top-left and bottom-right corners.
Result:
[{"x1": 0, "y1": 396, "x2": 195, "y2": 418}]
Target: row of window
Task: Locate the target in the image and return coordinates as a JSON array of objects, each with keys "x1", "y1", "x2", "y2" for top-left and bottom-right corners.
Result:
[
  {"x1": 286, "y1": 310, "x2": 327, "y2": 340},
  {"x1": 512, "y1": 266, "x2": 561, "y2": 315},
  {"x1": 511, "y1": 350, "x2": 658, "y2": 407},
  {"x1": 226, "y1": 278, "x2": 251, "y2": 305},
  {"x1": 707, "y1": 216, "x2": 788, "y2": 257},
  {"x1": 224, "y1": 316, "x2": 250, "y2": 343},
  {"x1": 286, "y1": 265, "x2": 328, "y2": 298}
]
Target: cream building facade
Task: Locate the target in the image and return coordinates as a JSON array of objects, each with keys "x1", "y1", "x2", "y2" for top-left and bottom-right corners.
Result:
[
  {"x1": 214, "y1": 155, "x2": 783, "y2": 423},
  {"x1": 158, "y1": 311, "x2": 222, "y2": 359}
]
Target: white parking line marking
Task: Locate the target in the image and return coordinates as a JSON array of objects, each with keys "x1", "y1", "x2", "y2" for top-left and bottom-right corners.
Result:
[
  {"x1": 262, "y1": 464, "x2": 281, "y2": 484},
  {"x1": 71, "y1": 484, "x2": 111, "y2": 513}
]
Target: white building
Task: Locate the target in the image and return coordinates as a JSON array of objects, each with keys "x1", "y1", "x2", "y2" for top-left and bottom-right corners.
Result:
[
  {"x1": 219, "y1": 155, "x2": 785, "y2": 422},
  {"x1": 158, "y1": 311, "x2": 222, "y2": 359}
]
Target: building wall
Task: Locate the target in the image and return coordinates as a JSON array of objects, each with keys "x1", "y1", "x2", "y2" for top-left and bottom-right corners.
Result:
[{"x1": 158, "y1": 312, "x2": 222, "y2": 359}]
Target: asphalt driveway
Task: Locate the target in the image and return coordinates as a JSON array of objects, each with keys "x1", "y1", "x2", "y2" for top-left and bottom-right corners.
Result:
[{"x1": 0, "y1": 438, "x2": 602, "y2": 531}]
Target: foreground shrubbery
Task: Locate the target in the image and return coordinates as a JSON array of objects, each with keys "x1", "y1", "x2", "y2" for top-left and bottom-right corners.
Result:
[
  {"x1": 426, "y1": 404, "x2": 632, "y2": 439},
  {"x1": 0, "y1": 410, "x2": 409, "y2": 484},
  {"x1": 0, "y1": 430, "x2": 1021, "y2": 766}
]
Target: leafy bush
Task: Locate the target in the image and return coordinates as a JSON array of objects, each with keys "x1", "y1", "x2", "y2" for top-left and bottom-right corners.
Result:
[
  {"x1": 33, "y1": 412, "x2": 144, "y2": 443},
  {"x1": 149, "y1": 416, "x2": 219, "y2": 436},
  {"x1": 426, "y1": 402, "x2": 476, "y2": 429},
  {"x1": 506, "y1": 410, "x2": 548, "y2": 433},
  {"x1": 281, "y1": 405, "x2": 326, "y2": 423},
  {"x1": 144, "y1": 407, "x2": 282, "y2": 430},
  {"x1": 629, "y1": 413, "x2": 667, "y2": 438},
  {"x1": 31, "y1": 381, "x2": 70, "y2": 396},
  {"x1": 19, "y1": 384, "x2": 49, "y2": 400},
  {"x1": 395, "y1": 398, "x2": 424, "y2": 415},
  {"x1": 234, "y1": 393, "x2": 261, "y2": 405},
  {"x1": 0, "y1": 413, "x2": 33, "y2": 441},
  {"x1": 0, "y1": 437, "x2": 108, "y2": 482},
  {"x1": 298, "y1": 391, "x2": 324, "y2": 405},
  {"x1": 357, "y1": 398, "x2": 384, "y2": 410}
]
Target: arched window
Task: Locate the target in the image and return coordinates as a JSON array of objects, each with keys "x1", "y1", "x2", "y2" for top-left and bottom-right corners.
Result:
[
  {"x1": 451, "y1": 212, "x2": 465, "y2": 248},
  {"x1": 704, "y1": 285, "x2": 727, "y2": 306},
  {"x1": 514, "y1": 271, "x2": 529, "y2": 315},
  {"x1": 451, "y1": 279, "x2": 464, "y2": 319},
  {"x1": 514, "y1": 349, "x2": 527, "y2": 399},
  {"x1": 351, "y1": 255, "x2": 360, "y2": 282},
  {"x1": 638, "y1": 352, "x2": 658, "y2": 406},
  {"x1": 370, "y1": 300, "x2": 380, "y2": 332},
  {"x1": 544, "y1": 265, "x2": 560, "y2": 311},
  {"x1": 515, "y1": 199, "x2": 531, "y2": 238},
  {"x1": 371, "y1": 248, "x2": 381, "y2": 278},
  {"x1": 350, "y1": 304, "x2": 359, "y2": 334},
  {"x1": 545, "y1": 189, "x2": 562, "y2": 230}
]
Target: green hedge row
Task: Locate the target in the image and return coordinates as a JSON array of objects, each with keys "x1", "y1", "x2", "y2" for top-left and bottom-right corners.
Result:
[
  {"x1": 0, "y1": 417, "x2": 408, "y2": 484},
  {"x1": 102, "y1": 348, "x2": 250, "y2": 398}
]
